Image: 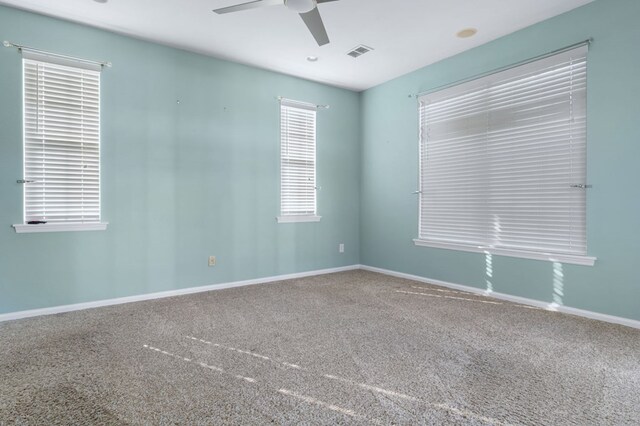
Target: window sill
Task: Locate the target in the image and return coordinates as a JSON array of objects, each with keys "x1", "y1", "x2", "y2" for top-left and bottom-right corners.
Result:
[
  {"x1": 413, "y1": 239, "x2": 596, "y2": 266},
  {"x1": 276, "y1": 215, "x2": 322, "y2": 224},
  {"x1": 13, "y1": 222, "x2": 109, "y2": 234}
]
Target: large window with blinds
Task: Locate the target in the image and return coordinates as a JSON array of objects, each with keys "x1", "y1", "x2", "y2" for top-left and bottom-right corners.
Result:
[
  {"x1": 277, "y1": 99, "x2": 321, "y2": 223},
  {"x1": 414, "y1": 45, "x2": 595, "y2": 265},
  {"x1": 14, "y1": 52, "x2": 106, "y2": 233}
]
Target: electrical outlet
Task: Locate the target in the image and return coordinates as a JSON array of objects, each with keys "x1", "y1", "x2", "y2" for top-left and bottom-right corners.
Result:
[
  {"x1": 208, "y1": 256, "x2": 216, "y2": 267},
  {"x1": 339, "y1": 243, "x2": 344, "y2": 253}
]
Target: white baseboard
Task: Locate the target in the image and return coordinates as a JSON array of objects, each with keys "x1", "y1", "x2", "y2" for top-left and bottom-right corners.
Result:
[
  {"x1": 0, "y1": 265, "x2": 360, "y2": 323},
  {"x1": 3, "y1": 263, "x2": 638, "y2": 330},
  {"x1": 360, "y1": 265, "x2": 640, "y2": 330}
]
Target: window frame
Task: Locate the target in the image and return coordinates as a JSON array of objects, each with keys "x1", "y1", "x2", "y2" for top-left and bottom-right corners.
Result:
[
  {"x1": 13, "y1": 52, "x2": 107, "y2": 233},
  {"x1": 276, "y1": 98, "x2": 321, "y2": 224},
  {"x1": 413, "y1": 45, "x2": 595, "y2": 266}
]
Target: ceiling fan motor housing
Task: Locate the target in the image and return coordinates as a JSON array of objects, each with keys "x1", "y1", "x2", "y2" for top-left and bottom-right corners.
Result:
[{"x1": 285, "y1": 0, "x2": 317, "y2": 13}]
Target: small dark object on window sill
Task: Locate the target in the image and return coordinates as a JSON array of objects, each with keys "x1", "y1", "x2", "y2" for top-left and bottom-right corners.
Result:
[{"x1": 27, "y1": 221, "x2": 47, "y2": 225}]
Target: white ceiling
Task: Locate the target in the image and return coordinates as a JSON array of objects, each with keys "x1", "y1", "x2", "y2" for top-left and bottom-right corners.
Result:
[{"x1": 0, "y1": 0, "x2": 593, "y2": 91}]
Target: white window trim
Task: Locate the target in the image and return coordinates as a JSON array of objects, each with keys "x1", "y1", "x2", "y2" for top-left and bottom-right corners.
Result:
[
  {"x1": 276, "y1": 215, "x2": 322, "y2": 224},
  {"x1": 13, "y1": 222, "x2": 109, "y2": 234},
  {"x1": 413, "y1": 239, "x2": 595, "y2": 266},
  {"x1": 19, "y1": 51, "x2": 105, "y2": 232},
  {"x1": 278, "y1": 98, "x2": 320, "y2": 223}
]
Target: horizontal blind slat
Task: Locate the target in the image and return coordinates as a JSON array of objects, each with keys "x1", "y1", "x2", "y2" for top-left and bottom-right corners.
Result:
[
  {"x1": 280, "y1": 104, "x2": 317, "y2": 216},
  {"x1": 418, "y1": 46, "x2": 587, "y2": 257},
  {"x1": 23, "y1": 58, "x2": 102, "y2": 224}
]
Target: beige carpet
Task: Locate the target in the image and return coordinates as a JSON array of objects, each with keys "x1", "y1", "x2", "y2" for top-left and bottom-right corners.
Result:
[{"x1": 1, "y1": 270, "x2": 639, "y2": 425}]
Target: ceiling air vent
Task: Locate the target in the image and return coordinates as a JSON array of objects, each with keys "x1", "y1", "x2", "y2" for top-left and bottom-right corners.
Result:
[{"x1": 347, "y1": 45, "x2": 374, "y2": 58}]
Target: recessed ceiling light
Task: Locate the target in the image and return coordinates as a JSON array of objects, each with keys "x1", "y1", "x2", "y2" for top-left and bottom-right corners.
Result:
[
  {"x1": 94, "y1": 0, "x2": 108, "y2": 3},
  {"x1": 306, "y1": 56, "x2": 318, "y2": 62},
  {"x1": 457, "y1": 28, "x2": 478, "y2": 38}
]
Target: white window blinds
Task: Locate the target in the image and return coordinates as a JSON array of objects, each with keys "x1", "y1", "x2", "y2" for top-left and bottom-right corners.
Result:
[
  {"x1": 22, "y1": 53, "x2": 101, "y2": 224},
  {"x1": 417, "y1": 45, "x2": 590, "y2": 262},
  {"x1": 280, "y1": 99, "x2": 317, "y2": 217}
]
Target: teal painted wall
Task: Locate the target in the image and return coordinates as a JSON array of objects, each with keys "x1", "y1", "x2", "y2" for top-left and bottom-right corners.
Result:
[
  {"x1": 360, "y1": 0, "x2": 640, "y2": 321},
  {"x1": 0, "y1": 5, "x2": 360, "y2": 314},
  {"x1": 2, "y1": 0, "x2": 639, "y2": 323}
]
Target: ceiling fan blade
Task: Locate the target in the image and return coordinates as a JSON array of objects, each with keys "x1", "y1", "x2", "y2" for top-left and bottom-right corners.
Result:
[
  {"x1": 299, "y1": 7, "x2": 330, "y2": 46},
  {"x1": 213, "y1": 0, "x2": 282, "y2": 14},
  {"x1": 316, "y1": 0, "x2": 339, "y2": 3}
]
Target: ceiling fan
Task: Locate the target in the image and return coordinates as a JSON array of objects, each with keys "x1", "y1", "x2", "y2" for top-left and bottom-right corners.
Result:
[{"x1": 213, "y1": 0, "x2": 339, "y2": 46}]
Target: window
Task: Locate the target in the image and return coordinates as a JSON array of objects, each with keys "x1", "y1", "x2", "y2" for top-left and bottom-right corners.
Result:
[
  {"x1": 415, "y1": 45, "x2": 595, "y2": 265},
  {"x1": 277, "y1": 98, "x2": 321, "y2": 223},
  {"x1": 13, "y1": 51, "x2": 106, "y2": 233}
]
